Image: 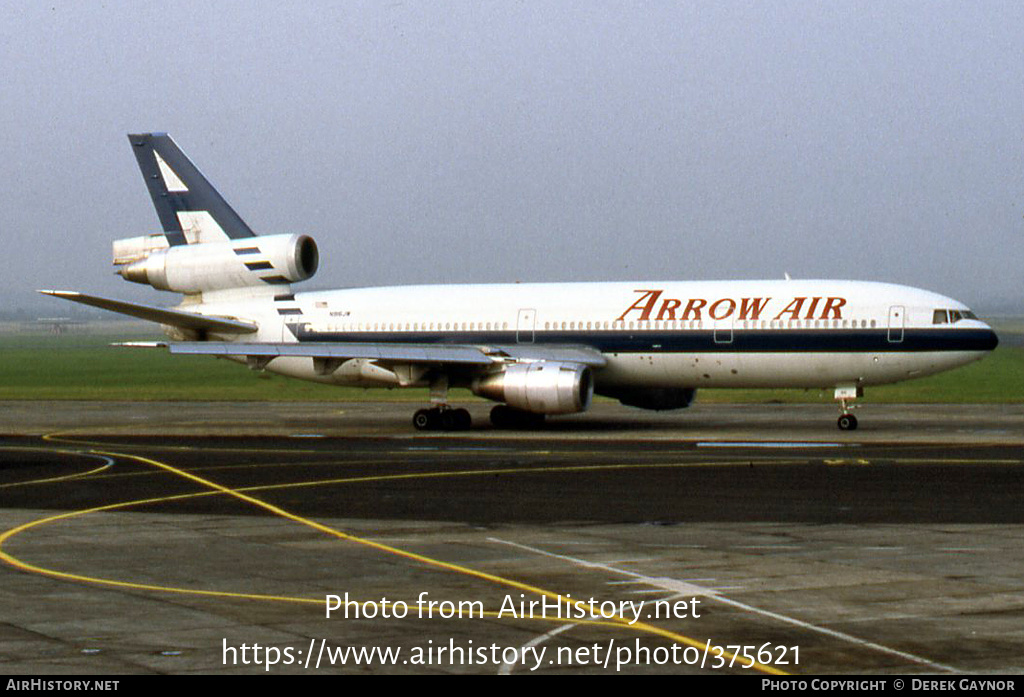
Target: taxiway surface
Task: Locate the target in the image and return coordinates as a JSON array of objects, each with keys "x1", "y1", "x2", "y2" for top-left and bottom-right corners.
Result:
[{"x1": 1, "y1": 402, "x2": 1022, "y2": 675}]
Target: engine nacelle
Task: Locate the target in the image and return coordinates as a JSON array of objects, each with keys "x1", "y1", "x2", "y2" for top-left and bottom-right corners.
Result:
[
  {"x1": 597, "y1": 387, "x2": 697, "y2": 411},
  {"x1": 115, "y1": 233, "x2": 319, "y2": 293},
  {"x1": 472, "y1": 361, "x2": 593, "y2": 415}
]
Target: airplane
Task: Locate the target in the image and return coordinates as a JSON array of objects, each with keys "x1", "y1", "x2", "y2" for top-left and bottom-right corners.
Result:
[{"x1": 43, "y1": 133, "x2": 999, "y2": 432}]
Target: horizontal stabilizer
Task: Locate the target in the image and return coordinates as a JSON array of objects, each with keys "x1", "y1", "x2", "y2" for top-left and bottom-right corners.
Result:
[
  {"x1": 39, "y1": 290, "x2": 258, "y2": 334},
  {"x1": 112, "y1": 341, "x2": 168, "y2": 348}
]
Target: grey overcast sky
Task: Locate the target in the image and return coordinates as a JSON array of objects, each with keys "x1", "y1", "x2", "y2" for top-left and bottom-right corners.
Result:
[{"x1": 2, "y1": 1, "x2": 1022, "y2": 312}]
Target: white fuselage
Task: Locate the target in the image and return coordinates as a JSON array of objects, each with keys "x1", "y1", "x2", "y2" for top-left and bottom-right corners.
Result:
[{"x1": 190, "y1": 279, "x2": 997, "y2": 392}]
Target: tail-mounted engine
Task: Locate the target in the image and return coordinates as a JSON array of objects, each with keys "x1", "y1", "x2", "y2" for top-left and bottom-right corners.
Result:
[
  {"x1": 472, "y1": 361, "x2": 593, "y2": 415},
  {"x1": 112, "y1": 233, "x2": 319, "y2": 293}
]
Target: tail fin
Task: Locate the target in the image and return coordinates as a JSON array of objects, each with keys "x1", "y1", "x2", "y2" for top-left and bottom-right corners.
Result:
[{"x1": 128, "y1": 133, "x2": 256, "y2": 246}]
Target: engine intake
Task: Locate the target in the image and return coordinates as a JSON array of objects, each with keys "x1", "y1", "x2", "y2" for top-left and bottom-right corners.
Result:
[
  {"x1": 116, "y1": 233, "x2": 318, "y2": 293},
  {"x1": 472, "y1": 361, "x2": 593, "y2": 415}
]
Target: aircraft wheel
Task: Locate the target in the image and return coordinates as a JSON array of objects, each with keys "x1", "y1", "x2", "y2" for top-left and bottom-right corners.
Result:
[
  {"x1": 837, "y1": 413, "x2": 858, "y2": 431},
  {"x1": 454, "y1": 408, "x2": 472, "y2": 430},
  {"x1": 440, "y1": 409, "x2": 458, "y2": 431},
  {"x1": 490, "y1": 405, "x2": 510, "y2": 428},
  {"x1": 413, "y1": 409, "x2": 434, "y2": 431}
]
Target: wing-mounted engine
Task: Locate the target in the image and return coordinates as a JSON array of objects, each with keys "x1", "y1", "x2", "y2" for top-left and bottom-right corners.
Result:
[
  {"x1": 113, "y1": 233, "x2": 318, "y2": 293},
  {"x1": 472, "y1": 361, "x2": 593, "y2": 414}
]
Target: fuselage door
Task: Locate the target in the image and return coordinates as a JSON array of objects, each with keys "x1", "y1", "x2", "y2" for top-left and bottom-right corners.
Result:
[
  {"x1": 516, "y1": 308, "x2": 536, "y2": 344},
  {"x1": 887, "y1": 305, "x2": 905, "y2": 343},
  {"x1": 713, "y1": 317, "x2": 734, "y2": 345}
]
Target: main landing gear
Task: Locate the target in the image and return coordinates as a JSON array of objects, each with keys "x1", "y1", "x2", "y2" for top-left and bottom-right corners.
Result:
[
  {"x1": 412, "y1": 374, "x2": 472, "y2": 431},
  {"x1": 835, "y1": 384, "x2": 863, "y2": 431},
  {"x1": 412, "y1": 407, "x2": 472, "y2": 431}
]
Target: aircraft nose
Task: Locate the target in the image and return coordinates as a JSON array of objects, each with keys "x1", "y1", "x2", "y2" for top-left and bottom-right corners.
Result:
[{"x1": 983, "y1": 326, "x2": 999, "y2": 351}]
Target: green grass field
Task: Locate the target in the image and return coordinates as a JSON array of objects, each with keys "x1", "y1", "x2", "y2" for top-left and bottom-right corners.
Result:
[{"x1": 0, "y1": 327, "x2": 1021, "y2": 403}]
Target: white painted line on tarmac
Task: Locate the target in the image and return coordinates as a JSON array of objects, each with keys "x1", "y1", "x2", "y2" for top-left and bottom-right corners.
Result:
[
  {"x1": 498, "y1": 623, "x2": 576, "y2": 676},
  {"x1": 489, "y1": 537, "x2": 960, "y2": 673}
]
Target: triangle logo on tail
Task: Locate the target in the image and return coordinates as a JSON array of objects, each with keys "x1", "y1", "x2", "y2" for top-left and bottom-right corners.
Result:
[{"x1": 154, "y1": 151, "x2": 189, "y2": 193}]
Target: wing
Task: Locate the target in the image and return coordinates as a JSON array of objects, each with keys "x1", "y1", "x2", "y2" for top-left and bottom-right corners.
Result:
[
  {"x1": 167, "y1": 341, "x2": 495, "y2": 365},
  {"x1": 39, "y1": 290, "x2": 258, "y2": 335},
  {"x1": 164, "y1": 341, "x2": 608, "y2": 368}
]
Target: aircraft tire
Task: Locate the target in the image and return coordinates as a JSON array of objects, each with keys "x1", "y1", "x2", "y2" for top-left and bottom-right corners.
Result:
[
  {"x1": 413, "y1": 409, "x2": 434, "y2": 431},
  {"x1": 453, "y1": 408, "x2": 472, "y2": 430},
  {"x1": 440, "y1": 409, "x2": 458, "y2": 431},
  {"x1": 837, "y1": 413, "x2": 858, "y2": 431}
]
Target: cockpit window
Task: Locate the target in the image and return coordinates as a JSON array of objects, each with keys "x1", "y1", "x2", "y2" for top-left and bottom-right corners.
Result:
[{"x1": 933, "y1": 309, "x2": 977, "y2": 324}]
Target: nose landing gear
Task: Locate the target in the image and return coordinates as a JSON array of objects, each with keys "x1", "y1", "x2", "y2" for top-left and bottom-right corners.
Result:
[
  {"x1": 835, "y1": 384, "x2": 863, "y2": 431},
  {"x1": 837, "y1": 412, "x2": 858, "y2": 431}
]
